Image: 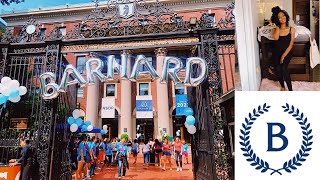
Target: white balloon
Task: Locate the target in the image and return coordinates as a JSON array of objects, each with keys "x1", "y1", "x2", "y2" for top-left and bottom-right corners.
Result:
[
  {"x1": 18, "y1": 86, "x2": 27, "y2": 96},
  {"x1": 184, "y1": 121, "x2": 191, "y2": 128},
  {"x1": 87, "y1": 125, "x2": 93, "y2": 132},
  {"x1": 1, "y1": 87, "x2": 10, "y2": 96},
  {"x1": 70, "y1": 124, "x2": 78, "y2": 132},
  {"x1": 9, "y1": 96, "x2": 21, "y2": 103},
  {"x1": 103, "y1": 125, "x2": 108, "y2": 131},
  {"x1": 1, "y1": 77, "x2": 11, "y2": 85},
  {"x1": 187, "y1": 125, "x2": 196, "y2": 134},
  {"x1": 72, "y1": 109, "x2": 81, "y2": 119},
  {"x1": 8, "y1": 80, "x2": 20, "y2": 89}
]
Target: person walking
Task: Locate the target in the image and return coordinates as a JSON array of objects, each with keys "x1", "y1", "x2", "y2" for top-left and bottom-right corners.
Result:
[
  {"x1": 88, "y1": 136, "x2": 97, "y2": 177},
  {"x1": 131, "y1": 139, "x2": 139, "y2": 164},
  {"x1": 115, "y1": 139, "x2": 129, "y2": 179},
  {"x1": 74, "y1": 135, "x2": 90, "y2": 180},
  {"x1": 162, "y1": 138, "x2": 173, "y2": 171},
  {"x1": 152, "y1": 139, "x2": 163, "y2": 167},
  {"x1": 142, "y1": 140, "x2": 150, "y2": 166},
  {"x1": 182, "y1": 140, "x2": 189, "y2": 164},
  {"x1": 104, "y1": 139, "x2": 113, "y2": 167},
  {"x1": 173, "y1": 137, "x2": 183, "y2": 171}
]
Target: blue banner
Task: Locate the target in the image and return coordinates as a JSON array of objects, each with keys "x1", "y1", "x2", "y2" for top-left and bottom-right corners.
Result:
[
  {"x1": 176, "y1": 94, "x2": 188, "y2": 115},
  {"x1": 136, "y1": 100, "x2": 153, "y2": 112}
]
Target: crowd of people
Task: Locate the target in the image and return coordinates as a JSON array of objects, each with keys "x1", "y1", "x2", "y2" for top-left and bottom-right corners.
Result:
[{"x1": 71, "y1": 134, "x2": 190, "y2": 180}]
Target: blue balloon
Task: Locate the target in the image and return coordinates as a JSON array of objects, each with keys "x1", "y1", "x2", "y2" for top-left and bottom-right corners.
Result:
[
  {"x1": 75, "y1": 118, "x2": 83, "y2": 126},
  {"x1": 81, "y1": 125, "x2": 88, "y2": 132},
  {"x1": 186, "y1": 115, "x2": 196, "y2": 125},
  {"x1": 67, "y1": 117, "x2": 75, "y2": 125},
  {"x1": 85, "y1": 121, "x2": 91, "y2": 126},
  {"x1": 9, "y1": 89, "x2": 20, "y2": 98},
  {"x1": 0, "y1": 94, "x2": 7, "y2": 105},
  {"x1": 184, "y1": 108, "x2": 194, "y2": 116},
  {"x1": 100, "y1": 130, "x2": 105, "y2": 134}
]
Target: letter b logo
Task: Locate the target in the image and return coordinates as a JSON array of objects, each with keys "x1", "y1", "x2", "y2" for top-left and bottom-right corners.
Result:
[{"x1": 267, "y1": 123, "x2": 288, "y2": 151}]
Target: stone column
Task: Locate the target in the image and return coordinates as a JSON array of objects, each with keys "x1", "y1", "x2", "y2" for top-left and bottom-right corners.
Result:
[
  {"x1": 86, "y1": 61, "x2": 100, "y2": 129},
  {"x1": 155, "y1": 48, "x2": 171, "y2": 136},
  {"x1": 119, "y1": 50, "x2": 132, "y2": 138}
]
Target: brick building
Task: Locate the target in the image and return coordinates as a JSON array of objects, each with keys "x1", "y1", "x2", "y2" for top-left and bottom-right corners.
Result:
[{"x1": 1, "y1": 0, "x2": 235, "y2": 142}]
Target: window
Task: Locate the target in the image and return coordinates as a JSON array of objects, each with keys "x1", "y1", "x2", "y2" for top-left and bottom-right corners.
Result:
[
  {"x1": 39, "y1": 28, "x2": 46, "y2": 41},
  {"x1": 139, "y1": 83, "x2": 149, "y2": 96},
  {"x1": 76, "y1": 56, "x2": 86, "y2": 74},
  {"x1": 175, "y1": 83, "x2": 185, "y2": 95},
  {"x1": 77, "y1": 87, "x2": 84, "y2": 98},
  {"x1": 167, "y1": 51, "x2": 189, "y2": 68},
  {"x1": 106, "y1": 84, "x2": 116, "y2": 96},
  {"x1": 139, "y1": 57, "x2": 153, "y2": 72},
  {"x1": 59, "y1": 27, "x2": 66, "y2": 36}
]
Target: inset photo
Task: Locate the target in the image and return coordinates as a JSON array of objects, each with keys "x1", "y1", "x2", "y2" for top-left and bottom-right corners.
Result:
[{"x1": 236, "y1": 0, "x2": 320, "y2": 91}]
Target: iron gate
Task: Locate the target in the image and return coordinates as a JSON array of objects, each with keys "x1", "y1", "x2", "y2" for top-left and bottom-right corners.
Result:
[
  {"x1": 0, "y1": 43, "x2": 75, "y2": 180},
  {"x1": 189, "y1": 3, "x2": 235, "y2": 180}
]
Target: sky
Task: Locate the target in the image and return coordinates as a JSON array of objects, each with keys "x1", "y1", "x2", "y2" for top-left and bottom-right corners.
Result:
[
  {"x1": 1, "y1": 0, "x2": 92, "y2": 11},
  {"x1": 0, "y1": 0, "x2": 93, "y2": 25}
]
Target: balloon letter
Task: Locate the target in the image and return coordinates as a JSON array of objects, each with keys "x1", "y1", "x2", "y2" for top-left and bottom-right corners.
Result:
[{"x1": 184, "y1": 57, "x2": 208, "y2": 87}]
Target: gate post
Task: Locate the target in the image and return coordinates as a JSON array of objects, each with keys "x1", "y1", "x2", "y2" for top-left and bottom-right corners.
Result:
[
  {"x1": 188, "y1": 28, "x2": 220, "y2": 180},
  {"x1": 36, "y1": 41, "x2": 61, "y2": 180},
  {"x1": 0, "y1": 43, "x2": 9, "y2": 79}
]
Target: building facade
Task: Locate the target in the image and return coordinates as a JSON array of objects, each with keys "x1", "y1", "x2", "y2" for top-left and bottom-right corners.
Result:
[
  {"x1": 0, "y1": 0, "x2": 235, "y2": 179},
  {"x1": 1, "y1": 0, "x2": 234, "y2": 142}
]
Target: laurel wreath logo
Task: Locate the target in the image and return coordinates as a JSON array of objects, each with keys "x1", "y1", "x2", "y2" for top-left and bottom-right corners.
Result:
[{"x1": 239, "y1": 103, "x2": 313, "y2": 175}]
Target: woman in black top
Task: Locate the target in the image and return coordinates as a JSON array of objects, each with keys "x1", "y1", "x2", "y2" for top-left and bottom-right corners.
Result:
[
  {"x1": 9, "y1": 139, "x2": 34, "y2": 180},
  {"x1": 272, "y1": 7, "x2": 295, "y2": 91}
]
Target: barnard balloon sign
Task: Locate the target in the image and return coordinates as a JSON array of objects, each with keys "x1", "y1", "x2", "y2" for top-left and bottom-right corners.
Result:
[{"x1": 40, "y1": 55, "x2": 208, "y2": 99}]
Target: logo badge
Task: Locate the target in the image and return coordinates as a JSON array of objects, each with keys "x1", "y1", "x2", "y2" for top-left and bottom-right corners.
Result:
[
  {"x1": 118, "y1": 2, "x2": 135, "y2": 19},
  {"x1": 239, "y1": 103, "x2": 313, "y2": 175},
  {"x1": 236, "y1": 92, "x2": 319, "y2": 180}
]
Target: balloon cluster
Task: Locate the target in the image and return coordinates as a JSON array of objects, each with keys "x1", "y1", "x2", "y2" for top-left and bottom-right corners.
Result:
[
  {"x1": 101, "y1": 125, "x2": 108, "y2": 135},
  {"x1": 184, "y1": 108, "x2": 196, "y2": 135},
  {"x1": 0, "y1": 76, "x2": 27, "y2": 106},
  {"x1": 68, "y1": 109, "x2": 93, "y2": 132}
]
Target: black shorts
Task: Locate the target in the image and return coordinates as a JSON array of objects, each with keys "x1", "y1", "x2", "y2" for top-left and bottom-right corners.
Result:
[
  {"x1": 85, "y1": 155, "x2": 91, "y2": 163},
  {"x1": 155, "y1": 149, "x2": 162, "y2": 154}
]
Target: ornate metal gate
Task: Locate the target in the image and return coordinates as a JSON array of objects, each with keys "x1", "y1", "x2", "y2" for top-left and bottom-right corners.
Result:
[
  {"x1": 0, "y1": 41, "x2": 75, "y2": 179},
  {"x1": 189, "y1": 3, "x2": 235, "y2": 180}
]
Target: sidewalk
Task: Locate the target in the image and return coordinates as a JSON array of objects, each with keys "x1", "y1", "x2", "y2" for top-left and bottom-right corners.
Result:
[{"x1": 73, "y1": 153, "x2": 193, "y2": 180}]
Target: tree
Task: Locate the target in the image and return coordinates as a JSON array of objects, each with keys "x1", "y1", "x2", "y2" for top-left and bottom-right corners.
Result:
[{"x1": 1, "y1": 0, "x2": 25, "y2": 5}]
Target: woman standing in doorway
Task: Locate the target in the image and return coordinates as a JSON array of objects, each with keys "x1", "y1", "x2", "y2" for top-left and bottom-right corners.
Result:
[{"x1": 272, "y1": 7, "x2": 295, "y2": 91}]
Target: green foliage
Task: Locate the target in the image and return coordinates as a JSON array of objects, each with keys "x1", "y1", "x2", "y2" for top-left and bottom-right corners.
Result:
[
  {"x1": 0, "y1": 28, "x2": 5, "y2": 34},
  {"x1": 120, "y1": 133, "x2": 129, "y2": 141}
]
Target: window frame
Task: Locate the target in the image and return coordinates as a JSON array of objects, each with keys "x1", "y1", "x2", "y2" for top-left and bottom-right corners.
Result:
[
  {"x1": 76, "y1": 56, "x2": 86, "y2": 74},
  {"x1": 172, "y1": 82, "x2": 187, "y2": 98},
  {"x1": 77, "y1": 87, "x2": 84, "y2": 98},
  {"x1": 137, "y1": 82, "x2": 151, "y2": 96},
  {"x1": 104, "y1": 83, "x2": 117, "y2": 98}
]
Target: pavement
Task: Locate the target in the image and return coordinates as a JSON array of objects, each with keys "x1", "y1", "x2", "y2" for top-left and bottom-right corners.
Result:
[{"x1": 72, "y1": 152, "x2": 193, "y2": 180}]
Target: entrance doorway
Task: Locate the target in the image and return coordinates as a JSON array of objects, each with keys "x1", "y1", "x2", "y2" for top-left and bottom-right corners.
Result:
[
  {"x1": 102, "y1": 109, "x2": 119, "y2": 139},
  {"x1": 136, "y1": 118, "x2": 154, "y2": 143},
  {"x1": 172, "y1": 109, "x2": 191, "y2": 143}
]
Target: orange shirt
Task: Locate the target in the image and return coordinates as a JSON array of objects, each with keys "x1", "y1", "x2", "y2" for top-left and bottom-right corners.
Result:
[{"x1": 174, "y1": 142, "x2": 182, "y2": 152}]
